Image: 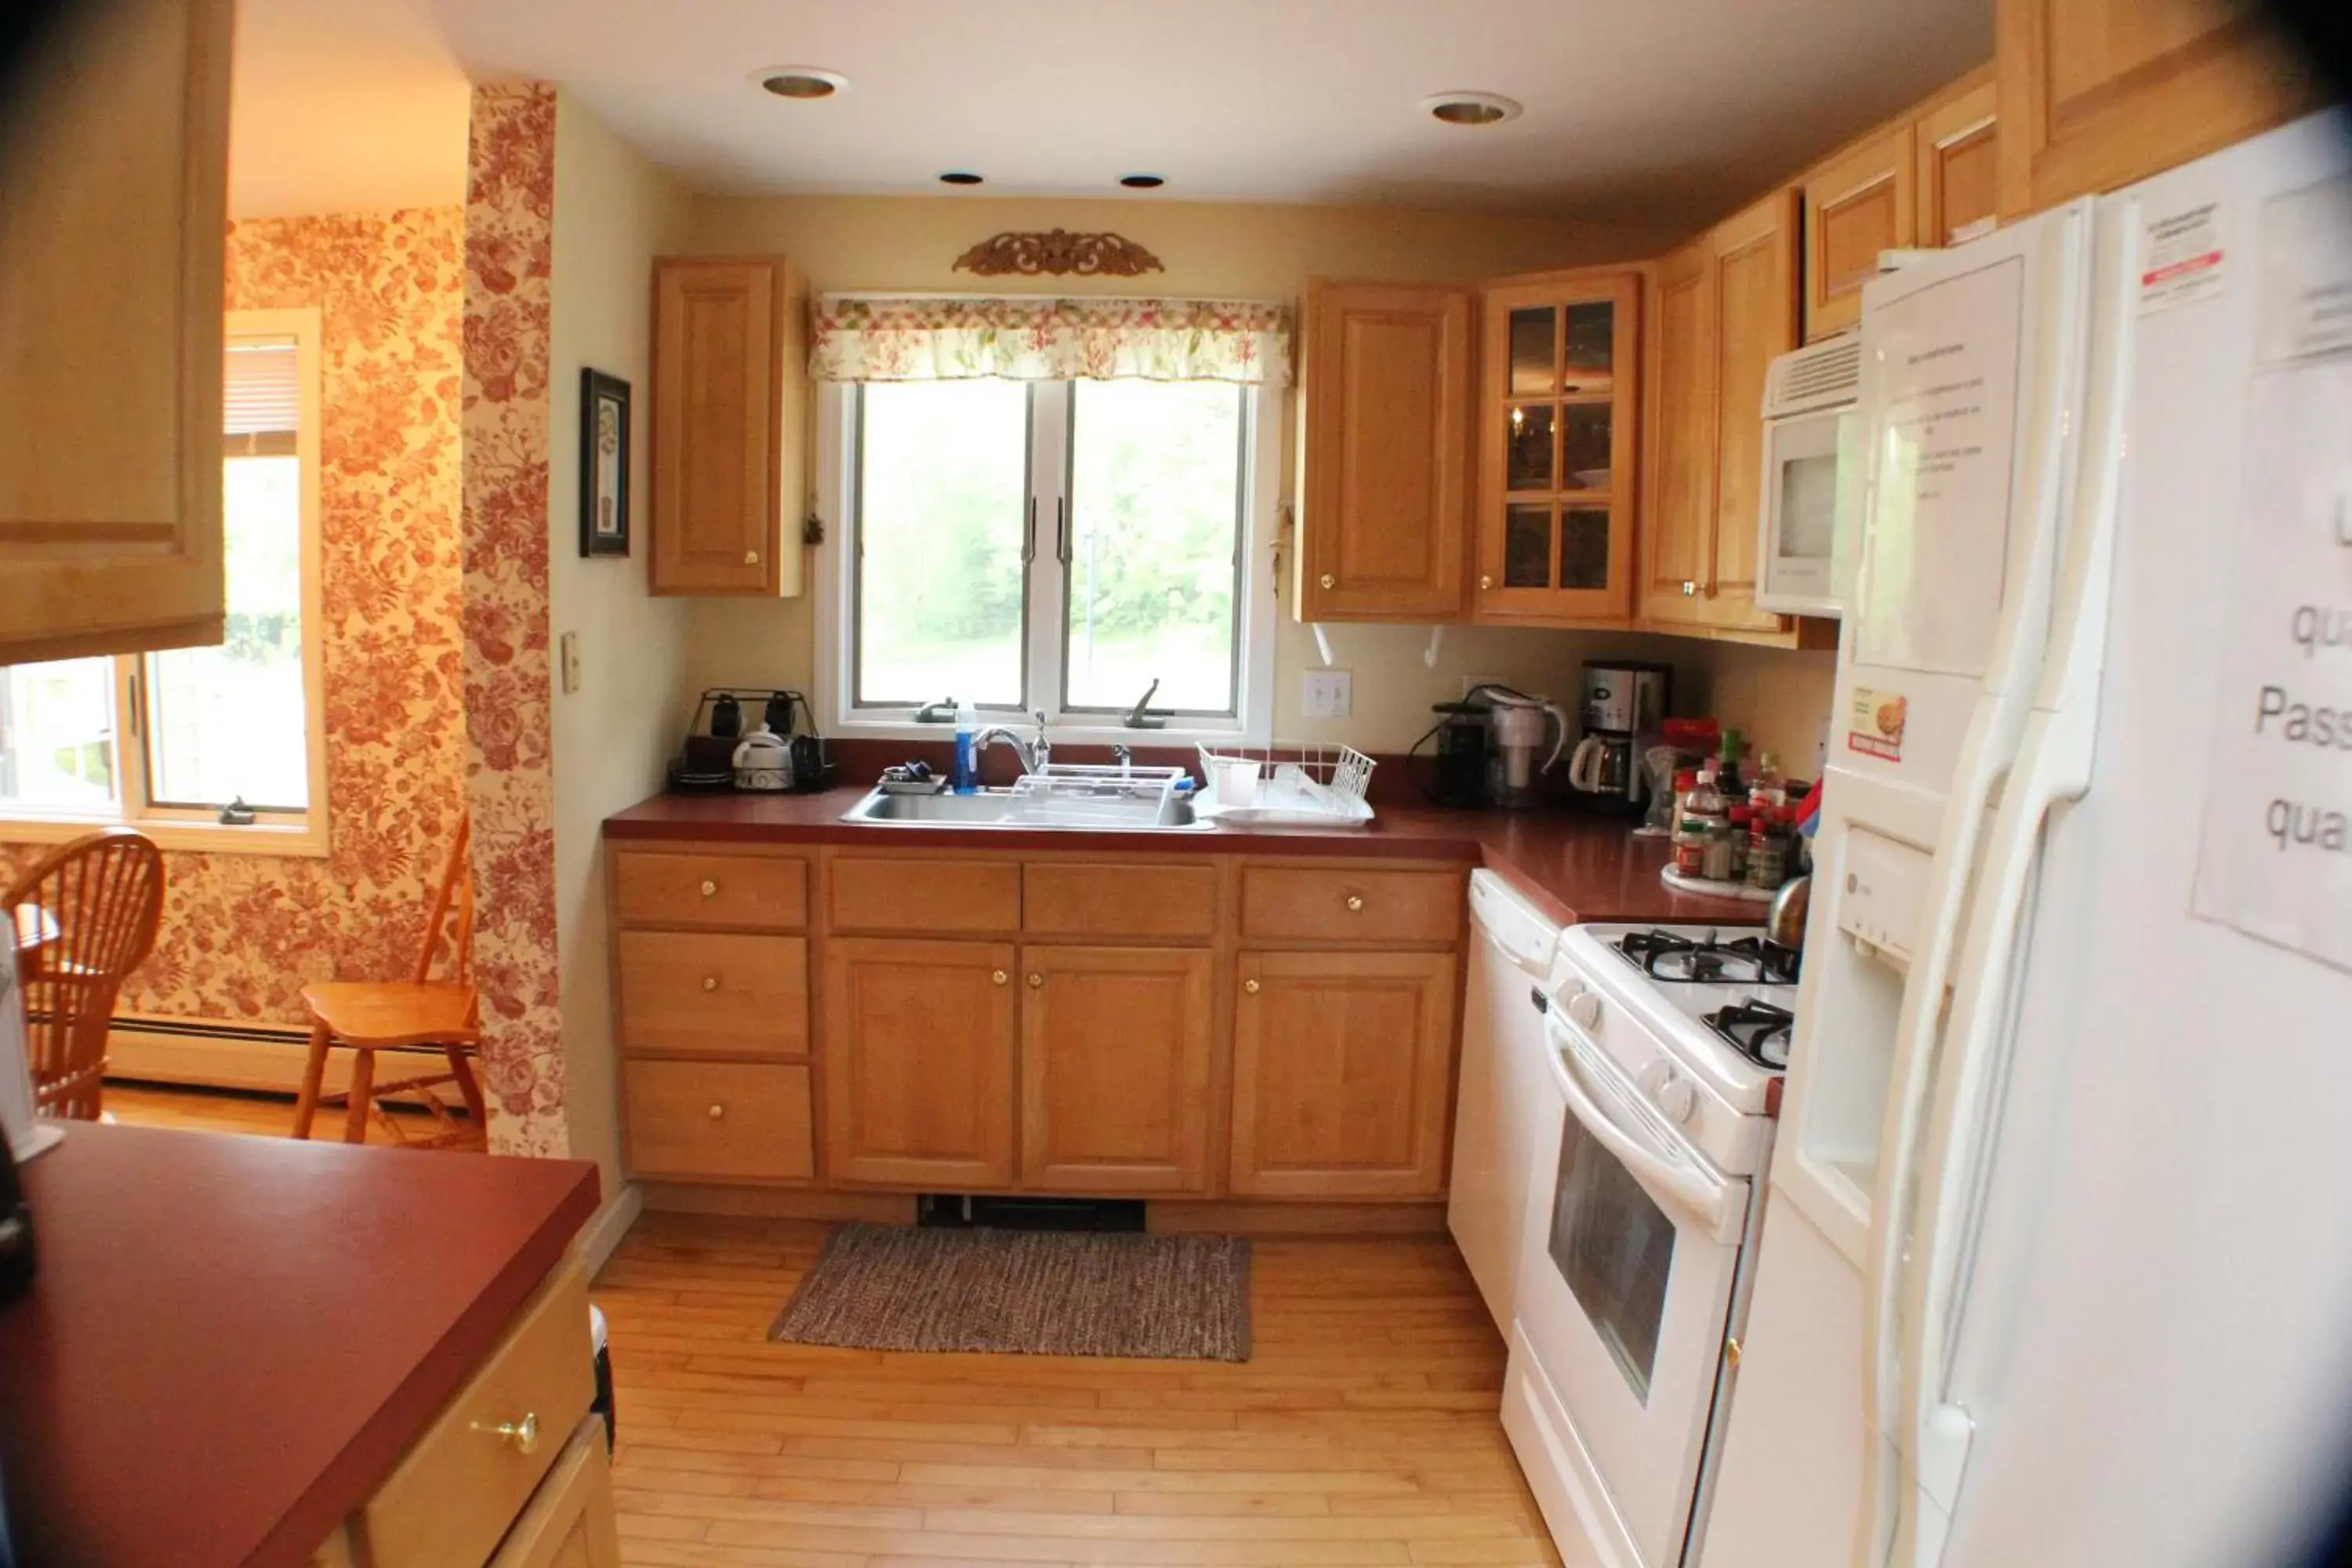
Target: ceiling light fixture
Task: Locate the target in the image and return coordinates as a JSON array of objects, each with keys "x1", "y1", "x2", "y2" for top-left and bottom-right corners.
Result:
[
  {"x1": 1421, "y1": 91, "x2": 1522, "y2": 127},
  {"x1": 1118, "y1": 174, "x2": 1167, "y2": 190},
  {"x1": 939, "y1": 171, "x2": 985, "y2": 186},
  {"x1": 753, "y1": 66, "x2": 848, "y2": 100}
]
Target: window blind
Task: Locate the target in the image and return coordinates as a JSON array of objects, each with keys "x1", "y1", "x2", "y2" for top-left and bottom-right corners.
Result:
[{"x1": 223, "y1": 336, "x2": 299, "y2": 455}]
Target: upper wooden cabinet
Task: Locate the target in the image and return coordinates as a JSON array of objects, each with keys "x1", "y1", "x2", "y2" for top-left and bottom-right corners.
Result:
[
  {"x1": 0, "y1": 0, "x2": 231, "y2": 663},
  {"x1": 1801, "y1": 123, "x2": 1915, "y2": 343},
  {"x1": 1918, "y1": 74, "x2": 2003, "y2": 247},
  {"x1": 1639, "y1": 241, "x2": 1716, "y2": 626},
  {"x1": 650, "y1": 256, "x2": 808, "y2": 597},
  {"x1": 1995, "y1": 0, "x2": 2321, "y2": 217},
  {"x1": 1474, "y1": 269, "x2": 1642, "y2": 625},
  {"x1": 1294, "y1": 280, "x2": 1473, "y2": 621}
]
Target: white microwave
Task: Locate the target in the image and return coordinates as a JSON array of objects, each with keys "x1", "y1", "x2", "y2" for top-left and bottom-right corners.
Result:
[{"x1": 1754, "y1": 334, "x2": 1864, "y2": 618}]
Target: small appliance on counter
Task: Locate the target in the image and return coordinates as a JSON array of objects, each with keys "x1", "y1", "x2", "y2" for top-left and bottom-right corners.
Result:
[
  {"x1": 1424, "y1": 699, "x2": 1494, "y2": 808},
  {"x1": 1417, "y1": 685, "x2": 1569, "y2": 810},
  {"x1": 668, "y1": 688, "x2": 830, "y2": 794},
  {"x1": 1565, "y1": 659, "x2": 1670, "y2": 815}
]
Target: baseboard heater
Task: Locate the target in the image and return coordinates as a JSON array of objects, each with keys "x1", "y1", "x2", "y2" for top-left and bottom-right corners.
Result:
[
  {"x1": 105, "y1": 1014, "x2": 373, "y2": 1098},
  {"x1": 916, "y1": 1194, "x2": 1146, "y2": 1232}
]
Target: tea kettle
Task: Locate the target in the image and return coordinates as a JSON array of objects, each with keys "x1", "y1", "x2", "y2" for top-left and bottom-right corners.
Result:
[{"x1": 731, "y1": 725, "x2": 793, "y2": 792}]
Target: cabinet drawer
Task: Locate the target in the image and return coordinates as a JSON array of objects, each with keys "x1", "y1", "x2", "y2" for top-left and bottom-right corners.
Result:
[
  {"x1": 830, "y1": 857, "x2": 1020, "y2": 934},
  {"x1": 612, "y1": 851, "x2": 807, "y2": 931},
  {"x1": 625, "y1": 1061, "x2": 814, "y2": 1181},
  {"x1": 1023, "y1": 862, "x2": 1218, "y2": 939},
  {"x1": 358, "y1": 1258, "x2": 593, "y2": 1568},
  {"x1": 1240, "y1": 866, "x2": 1464, "y2": 945},
  {"x1": 618, "y1": 931, "x2": 808, "y2": 1058}
]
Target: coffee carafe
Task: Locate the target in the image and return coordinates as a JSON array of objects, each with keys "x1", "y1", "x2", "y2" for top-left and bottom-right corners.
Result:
[{"x1": 1566, "y1": 661, "x2": 1671, "y2": 815}]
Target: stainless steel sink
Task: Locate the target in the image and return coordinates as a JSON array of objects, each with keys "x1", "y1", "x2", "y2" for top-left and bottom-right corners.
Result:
[{"x1": 840, "y1": 786, "x2": 1207, "y2": 831}]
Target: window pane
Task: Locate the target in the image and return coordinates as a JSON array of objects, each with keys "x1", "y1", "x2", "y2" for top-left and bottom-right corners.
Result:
[
  {"x1": 1064, "y1": 381, "x2": 1243, "y2": 714},
  {"x1": 0, "y1": 659, "x2": 116, "y2": 811},
  {"x1": 1504, "y1": 503, "x2": 1553, "y2": 589},
  {"x1": 1506, "y1": 403, "x2": 1555, "y2": 491},
  {"x1": 855, "y1": 381, "x2": 1030, "y2": 708},
  {"x1": 146, "y1": 453, "x2": 310, "y2": 809}
]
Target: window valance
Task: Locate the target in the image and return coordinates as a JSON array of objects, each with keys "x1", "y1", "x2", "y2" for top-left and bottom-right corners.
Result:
[{"x1": 809, "y1": 295, "x2": 1292, "y2": 386}]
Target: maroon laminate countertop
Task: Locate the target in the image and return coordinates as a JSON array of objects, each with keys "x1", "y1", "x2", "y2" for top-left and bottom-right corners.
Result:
[
  {"x1": 604, "y1": 787, "x2": 1764, "y2": 928},
  {"x1": 0, "y1": 1123, "x2": 600, "y2": 1568}
]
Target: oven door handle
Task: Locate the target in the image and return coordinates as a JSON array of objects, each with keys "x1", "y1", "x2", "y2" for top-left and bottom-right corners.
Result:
[{"x1": 1543, "y1": 1018, "x2": 1744, "y2": 1243}]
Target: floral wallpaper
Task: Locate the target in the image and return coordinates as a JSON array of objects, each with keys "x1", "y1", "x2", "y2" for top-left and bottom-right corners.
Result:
[
  {"x1": 0, "y1": 206, "x2": 468, "y2": 1023},
  {"x1": 461, "y1": 82, "x2": 564, "y2": 1157},
  {"x1": 810, "y1": 295, "x2": 1293, "y2": 384}
]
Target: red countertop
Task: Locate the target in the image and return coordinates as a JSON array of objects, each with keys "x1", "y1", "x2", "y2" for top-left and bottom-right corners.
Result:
[
  {"x1": 604, "y1": 786, "x2": 1764, "y2": 928},
  {"x1": 0, "y1": 1123, "x2": 600, "y2": 1568}
]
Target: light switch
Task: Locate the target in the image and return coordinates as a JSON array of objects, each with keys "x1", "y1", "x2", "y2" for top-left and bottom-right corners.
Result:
[
  {"x1": 1302, "y1": 670, "x2": 1352, "y2": 720},
  {"x1": 559, "y1": 631, "x2": 581, "y2": 695}
]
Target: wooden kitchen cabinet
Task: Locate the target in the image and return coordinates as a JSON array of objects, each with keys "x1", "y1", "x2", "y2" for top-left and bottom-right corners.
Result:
[
  {"x1": 1918, "y1": 73, "x2": 2002, "y2": 248},
  {"x1": 0, "y1": 0, "x2": 231, "y2": 663},
  {"x1": 1230, "y1": 949, "x2": 1459, "y2": 1199},
  {"x1": 1994, "y1": 0, "x2": 2318, "y2": 220},
  {"x1": 1802, "y1": 123, "x2": 1915, "y2": 342},
  {"x1": 650, "y1": 256, "x2": 808, "y2": 596},
  {"x1": 1019, "y1": 946, "x2": 1215, "y2": 1195},
  {"x1": 1640, "y1": 239, "x2": 1716, "y2": 626},
  {"x1": 485, "y1": 1417, "x2": 623, "y2": 1568},
  {"x1": 1295, "y1": 279, "x2": 1474, "y2": 621},
  {"x1": 822, "y1": 937, "x2": 1019, "y2": 1189},
  {"x1": 1475, "y1": 269, "x2": 1642, "y2": 625}
]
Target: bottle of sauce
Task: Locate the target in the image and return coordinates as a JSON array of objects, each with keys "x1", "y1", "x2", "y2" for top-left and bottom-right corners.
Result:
[
  {"x1": 1679, "y1": 766, "x2": 1730, "y2": 880},
  {"x1": 1671, "y1": 768, "x2": 1709, "y2": 877}
]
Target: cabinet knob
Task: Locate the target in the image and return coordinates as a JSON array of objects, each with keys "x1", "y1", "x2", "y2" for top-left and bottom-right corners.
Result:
[
  {"x1": 707, "y1": 1102, "x2": 725, "y2": 1120},
  {"x1": 1027, "y1": 972, "x2": 1044, "y2": 989},
  {"x1": 472, "y1": 1412, "x2": 540, "y2": 1454},
  {"x1": 1319, "y1": 573, "x2": 1335, "y2": 590},
  {"x1": 701, "y1": 975, "x2": 720, "y2": 992},
  {"x1": 993, "y1": 969, "x2": 1009, "y2": 986},
  {"x1": 744, "y1": 550, "x2": 761, "y2": 565},
  {"x1": 1726, "y1": 1336, "x2": 1742, "y2": 1369},
  {"x1": 1243, "y1": 978, "x2": 1261, "y2": 995},
  {"x1": 699, "y1": 879, "x2": 718, "y2": 897},
  {"x1": 1682, "y1": 579, "x2": 1697, "y2": 597},
  {"x1": 1345, "y1": 894, "x2": 1365, "y2": 913},
  {"x1": 1479, "y1": 574, "x2": 1493, "y2": 590}
]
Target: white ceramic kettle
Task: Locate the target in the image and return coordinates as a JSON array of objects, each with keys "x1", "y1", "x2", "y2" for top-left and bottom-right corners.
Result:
[{"x1": 731, "y1": 724, "x2": 793, "y2": 792}]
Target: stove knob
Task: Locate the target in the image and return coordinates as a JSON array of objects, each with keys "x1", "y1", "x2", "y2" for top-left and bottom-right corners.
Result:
[
  {"x1": 1654, "y1": 1070, "x2": 1697, "y2": 1126},
  {"x1": 1566, "y1": 991, "x2": 1602, "y2": 1031}
]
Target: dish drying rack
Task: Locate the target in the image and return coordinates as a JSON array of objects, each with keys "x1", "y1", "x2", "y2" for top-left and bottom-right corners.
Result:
[
  {"x1": 1004, "y1": 763, "x2": 1189, "y2": 827},
  {"x1": 1194, "y1": 742, "x2": 1376, "y2": 829}
]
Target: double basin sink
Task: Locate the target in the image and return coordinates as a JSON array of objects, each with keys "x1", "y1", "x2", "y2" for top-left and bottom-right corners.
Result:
[{"x1": 841, "y1": 786, "x2": 1208, "y2": 832}]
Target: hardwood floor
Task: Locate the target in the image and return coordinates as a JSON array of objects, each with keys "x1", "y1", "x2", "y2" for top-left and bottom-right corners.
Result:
[{"x1": 107, "y1": 1083, "x2": 1563, "y2": 1566}]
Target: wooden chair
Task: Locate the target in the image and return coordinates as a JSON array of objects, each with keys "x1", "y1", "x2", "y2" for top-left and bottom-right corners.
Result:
[
  {"x1": 292, "y1": 813, "x2": 487, "y2": 1148},
  {"x1": 3, "y1": 829, "x2": 166, "y2": 1120}
]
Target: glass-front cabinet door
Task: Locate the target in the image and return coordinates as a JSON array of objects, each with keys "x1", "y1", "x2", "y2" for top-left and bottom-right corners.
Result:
[{"x1": 1475, "y1": 270, "x2": 1641, "y2": 624}]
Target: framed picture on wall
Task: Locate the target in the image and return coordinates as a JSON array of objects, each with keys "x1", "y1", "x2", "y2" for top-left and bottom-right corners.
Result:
[{"x1": 579, "y1": 368, "x2": 630, "y2": 557}]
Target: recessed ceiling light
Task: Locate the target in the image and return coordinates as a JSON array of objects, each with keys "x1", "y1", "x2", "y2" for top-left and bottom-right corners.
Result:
[
  {"x1": 753, "y1": 66, "x2": 848, "y2": 100},
  {"x1": 1119, "y1": 173, "x2": 1167, "y2": 190},
  {"x1": 1421, "y1": 91, "x2": 1522, "y2": 127},
  {"x1": 939, "y1": 171, "x2": 985, "y2": 186}
]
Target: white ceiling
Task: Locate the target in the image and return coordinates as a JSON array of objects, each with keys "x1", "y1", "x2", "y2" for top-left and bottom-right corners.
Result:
[{"x1": 231, "y1": 0, "x2": 1993, "y2": 226}]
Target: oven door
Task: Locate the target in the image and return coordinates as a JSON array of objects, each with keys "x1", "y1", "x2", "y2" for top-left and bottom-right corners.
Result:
[
  {"x1": 1511, "y1": 1013, "x2": 1747, "y2": 1568},
  {"x1": 1754, "y1": 404, "x2": 1861, "y2": 618}
]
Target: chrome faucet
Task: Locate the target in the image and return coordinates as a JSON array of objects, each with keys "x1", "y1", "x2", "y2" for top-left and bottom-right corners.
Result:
[{"x1": 975, "y1": 710, "x2": 1052, "y2": 775}]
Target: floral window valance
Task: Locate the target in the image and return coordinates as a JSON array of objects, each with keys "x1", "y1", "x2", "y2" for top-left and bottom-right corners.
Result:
[{"x1": 810, "y1": 296, "x2": 1292, "y2": 386}]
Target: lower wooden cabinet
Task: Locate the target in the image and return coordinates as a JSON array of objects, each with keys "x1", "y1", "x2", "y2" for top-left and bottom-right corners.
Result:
[
  {"x1": 1229, "y1": 949, "x2": 1459, "y2": 1199},
  {"x1": 1019, "y1": 946, "x2": 1214, "y2": 1195},
  {"x1": 487, "y1": 1417, "x2": 622, "y2": 1568},
  {"x1": 823, "y1": 937, "x2": 1019, "y2": 1189},
  {"x1": 622, "y1": 1061, "x2": 814, "y2": 1182}
]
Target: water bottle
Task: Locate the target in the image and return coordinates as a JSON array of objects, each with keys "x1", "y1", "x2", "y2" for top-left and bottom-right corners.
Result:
[{"x1": 952, "y1": 699, "x2": 979, "y2": 795}]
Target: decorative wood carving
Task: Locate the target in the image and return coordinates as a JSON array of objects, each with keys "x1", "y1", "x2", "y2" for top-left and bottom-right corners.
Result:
[{"x1": 953, "y1": 229, "x2": 1165, "y2": 278}]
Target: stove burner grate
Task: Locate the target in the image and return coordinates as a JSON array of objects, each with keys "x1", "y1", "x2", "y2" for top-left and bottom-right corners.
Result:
[
  {"x1": 1613, "y1": 929, "x2": 1801, "y2": 987},
  {"x1": 1704, "y1": 999, "x2": 1795, "y2": 1071}
]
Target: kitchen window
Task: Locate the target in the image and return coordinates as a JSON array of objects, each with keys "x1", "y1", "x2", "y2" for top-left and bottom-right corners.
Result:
[
  {"x1": 0, "y1": 309, "x2": 328, "y2": 853},
  {"x1": 826, "y1": 376, "x2": 1278, "y2": 737}
]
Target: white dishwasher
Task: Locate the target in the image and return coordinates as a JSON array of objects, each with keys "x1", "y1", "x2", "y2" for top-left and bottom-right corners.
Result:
[{"x1": 1448, "y1": 869, "x2": 1564, "y2": 1332}]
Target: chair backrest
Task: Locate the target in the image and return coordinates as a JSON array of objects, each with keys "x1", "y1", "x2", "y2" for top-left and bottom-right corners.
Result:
[
  {"x1": 413, "y1": 811, "x2": 473, "y2": 985},
  {"x1": 3, "y1": 829, "x2": 165, "y2": 1120}
]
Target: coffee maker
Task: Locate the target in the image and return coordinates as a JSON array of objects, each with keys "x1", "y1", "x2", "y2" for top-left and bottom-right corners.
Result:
[{"x1": 1566, "y1": 661, "x2": 1670, "y2": 815}]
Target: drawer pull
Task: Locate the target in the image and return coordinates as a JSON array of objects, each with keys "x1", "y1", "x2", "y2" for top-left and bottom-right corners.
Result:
[
  {"x1": 993, "y1": 969, "x2": 1009, "y2": 986},
  {"x1": 702, "y1": 975, "x2": 720, "y2": 992},
  {"x1": 1345, "y1": 894, "x2": 1365, "y2": 913},
  {"x1": 700, "y1": 879, "x2": 719, "y2": 897},
  {"x1": 472, "y1": 1412, "x2": 540, "y2": 1455},
  {"x1": 708, "y1": 1102, "x2": 726, "y2": 1120},
  {"x1": 1027, "y1": 972, "x2": 1044, "y2": 989},
  {"x1": 1243, "y1": 978, "x2": 1261, "y2": 995},
  {"x1": 744, "y1": 550, "x2": 760, "y2": 565},
  {"x1": 1319, "y1": 572, "x2": 1335, "y2": 590}
]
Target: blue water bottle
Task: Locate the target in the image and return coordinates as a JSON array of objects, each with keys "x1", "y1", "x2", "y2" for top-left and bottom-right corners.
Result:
[{"x1": 951, "y1": 699, "x2": 979, "y2": 794}]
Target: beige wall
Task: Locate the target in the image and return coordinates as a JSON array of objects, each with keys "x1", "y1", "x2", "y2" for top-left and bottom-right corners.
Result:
[{"x1": 546, "y1": 92, "x2": 695, "y2": 1191}]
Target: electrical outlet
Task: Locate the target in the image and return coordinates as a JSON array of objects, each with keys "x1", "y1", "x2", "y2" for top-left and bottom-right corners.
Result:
[
  {"x1": 1302, "y1": 670, "x2": 1352, "y2": 720},
  {"x1": 559, "y1": 631, "x2": 582, "y2": 695},
  {"x1": 1463, "y1": 673, "x2": 1505, "y2": 698}
]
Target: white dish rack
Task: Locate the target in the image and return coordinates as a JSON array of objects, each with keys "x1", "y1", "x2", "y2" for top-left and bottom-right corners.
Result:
[
  {"x1": 1194, "y1": 742, "x2": 1377, "y2": 829},
  {"x1": 1004, "y1": 763, "x2": 1189, "y2": 827}
]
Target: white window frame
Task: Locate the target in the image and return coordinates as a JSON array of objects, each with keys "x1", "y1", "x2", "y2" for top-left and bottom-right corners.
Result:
[
  {"x1": 0, "y1": 307, "x2": 330, "y2": 855},
  {"x1": 812, "y1": 378, "x2": 1281, "y2": 746}
]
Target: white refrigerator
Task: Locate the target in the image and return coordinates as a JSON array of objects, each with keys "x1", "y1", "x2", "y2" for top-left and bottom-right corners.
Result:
[{"x1": 1700, "y1": 108, "x2": 2352, "y2": 1568}]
